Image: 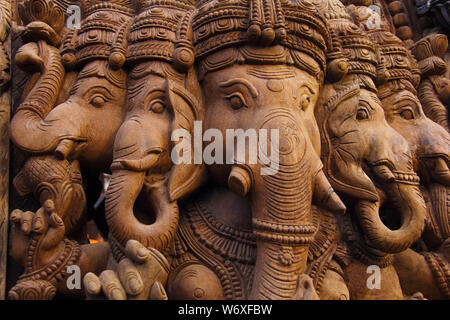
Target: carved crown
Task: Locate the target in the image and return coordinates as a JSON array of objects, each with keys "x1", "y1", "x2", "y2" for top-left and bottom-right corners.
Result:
[
  {"x1": 192, "y1": 0, "x2": 331, "y2": 80},
  {"x1": 317, "y1": 0, "x2": 378, "y2": 89},
  {"x1": 61, "y1": 0, "x2": 135, "y2": 69},
  {"x1": 347, "y1": 4, "x2": 420, "y2": 95},
  {"x1": 126, "y1": 0, "x2": 196, "y2": 72}
]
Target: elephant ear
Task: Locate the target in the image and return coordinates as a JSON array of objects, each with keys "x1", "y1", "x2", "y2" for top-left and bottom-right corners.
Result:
[
  {"x1": 164, "y1": 81, "x2": 207, "y2": 201},
  {"x1": 318, "y1": 83, "x2": 379, "y2": 202}
]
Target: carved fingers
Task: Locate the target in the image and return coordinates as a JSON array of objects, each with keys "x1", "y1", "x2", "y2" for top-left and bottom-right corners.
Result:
[
  {"x1": 9, "y1": 200, "x2": 65, "y2": 263},
  {"x1": 83, "y1": 240, "x2": 169, "y2": 300},
  {"x1": 125, "y1": 239, "x2": 152, "y2": 264},
  {"x1": 84, "y1": 271, "x2": 126, "y2": 300},
  {"x1": 118, "y1": 258, "x2": 144, "y2": 296}
]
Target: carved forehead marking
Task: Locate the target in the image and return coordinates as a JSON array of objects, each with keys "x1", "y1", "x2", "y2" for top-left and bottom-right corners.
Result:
[
  {"x1": 219, "y1": 78, "x2": 259, "y2": 98},
  {"x1": 247, "y1": 67, "x2": 296, "y2": 80},
  {"x1": 267, "y1": 80, "x2": 284, "y2": 92}
]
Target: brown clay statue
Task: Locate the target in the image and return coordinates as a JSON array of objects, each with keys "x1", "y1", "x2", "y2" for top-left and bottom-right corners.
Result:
[
  {"x1": 8, "y1": 0, "x2": 206, "y2": 301},
  {"x1": 86, "y1": 0, "x2": 345, "y2": 301},
  {"x1": 7, "y1": 0, "x2": 134, "y2": 298},
  {"x1": 349, "y1": 3, "x2": 450, "y2": 299},
  {"x1": 5, "y1": 0, "x2": 450, "y2": 301},
  {"x1": 104, "y1": 0, "x2": 206, "y2": 260},
  {"x1": 309, "y1": 0, "x2": 426, "y2": 300},
  {"x1": 163, "y1": 0, "x2": 347, "y2": 301},
  {"x1": 0, "y1": 0, "x2": 10, "y2": 300},
  {"x1": 10, "y1": 0, "x2": 132, "y2": 239}
]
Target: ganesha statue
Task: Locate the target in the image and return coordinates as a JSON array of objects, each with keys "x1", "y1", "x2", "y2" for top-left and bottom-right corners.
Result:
[{"x1": 2, "y1": 0, "x2": 450, "y2": 301}]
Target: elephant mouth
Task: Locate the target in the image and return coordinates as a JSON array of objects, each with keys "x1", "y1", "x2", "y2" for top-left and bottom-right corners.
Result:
[
  {"x1": 54, "y1": 137, "x2": 88, "y2": 160},
  {"x1": 110, "y1": 147, "x2": 165, "y2": 172},
  {"x1": 367, "y1": 161, "x2": 420, "y2": 185}
]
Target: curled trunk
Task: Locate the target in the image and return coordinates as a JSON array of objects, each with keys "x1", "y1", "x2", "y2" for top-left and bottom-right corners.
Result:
[
  {"x1": 105, "y1": 170, "x2": 179, "y2": 252},
  {"x1": 10, "y1": 40, "x2": 65, "y2": 153},
  {"x1": 356, "y1": 183, "x2": 426, "y2": 253}
]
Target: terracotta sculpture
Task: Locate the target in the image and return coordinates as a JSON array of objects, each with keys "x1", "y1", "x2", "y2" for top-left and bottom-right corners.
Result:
[
  {"x1": 85, "y1": 0, "x2": 345, "y2": 301},
  {"x1": 3, "y1": 0, "x2": 450, "y2": 300},
  {"x1": 306, "y1": 0, "x2": 426, "y2": 300},
  {"x1": 10, "y1": 0, "x2": 133, "y2": 240},
  {"x1": 349, "y1": 2, "x2": 450, "y2": 299}
]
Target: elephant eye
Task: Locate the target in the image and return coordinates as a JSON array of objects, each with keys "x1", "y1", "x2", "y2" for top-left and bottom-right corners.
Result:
[
  {"x1": 90, "y1": 95, "x2": 106, "y2": 107},
  {"x1": 300, "y1": 94, "x2": 311, "y2": 111},
  {"x1": 226, "y1": 93, "x2": 247, "y2": 110},
  {"x1": 356, "y1": 108, "x2": 369, "y2": 120},
  {"x1": 400, "y1": 109, "x2": 414, "y2": 120},
  {"x1": 150, "y1": 101, "x2": 165, "y2": 113}
]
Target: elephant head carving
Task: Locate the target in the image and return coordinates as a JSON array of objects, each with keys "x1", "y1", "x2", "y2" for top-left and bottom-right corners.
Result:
[
  {"x1": 11, "y1": 0, "x2": 133, "y2": 171},
  {"x1": 315, "y1": 1, "x2": 426, "y2": 254},
  {"x1": 411, "y1": 34, "x2": 450, "y2": 132},
  {"x1": 348, "y1": 5, "x2": 450, "y2": 190},
  {"x1": 192, "y1": 0, "x2": 346, "y2": 300},
  {"x1": 105, "y1": 1, "x2": 206, "y2": 254},
  {"x1": 348, "y1": 6, "x2": 450, "y2": 246},
  {"x1": 316, "y1": 76, "x2": 425, "y2": 254},
  {"x1": 9, "y1": 0, "x2": 134, "y2": 231}
]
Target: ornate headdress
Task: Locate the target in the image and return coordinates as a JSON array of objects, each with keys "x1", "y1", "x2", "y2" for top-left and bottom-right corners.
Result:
[
  {"x1": 316, "y1": 0, "x2": 379, "y2": 91},
  {"x1": 60, "y1": 0, "x2": 135, "y2": 69},
  {"x1": 126, "y1": 0, "x2": 196, "y2": 73},
  {"x1": 347, "y1": 4, "x2": 420, "y2": 98},
  {"x1": 192, "y1": 0, "x2": 331, "y2": 81}
]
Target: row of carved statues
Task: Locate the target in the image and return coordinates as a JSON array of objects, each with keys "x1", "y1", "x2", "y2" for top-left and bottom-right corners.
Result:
[{"x1": 2, "y1": 0, "x2": 450, "y2": 300}]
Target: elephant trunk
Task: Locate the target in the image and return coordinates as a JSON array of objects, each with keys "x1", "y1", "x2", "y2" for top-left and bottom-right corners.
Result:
[
  {"x1": 230, "y1": 158, "x2": 315, "y2": 299},
  {"x1": 105, "y1": 167, "x2": 179, "y2": 252},
  {"x1": 10, "y1": 41, "x2": 66, "y2": 154},
  {"x1": 356, "y1": 179, "x2": 426, "y2": 253}
]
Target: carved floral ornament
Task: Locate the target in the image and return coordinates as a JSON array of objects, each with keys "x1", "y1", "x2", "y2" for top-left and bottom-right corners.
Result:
[{"x1": 0, "y1": 0, "x2": 449, "y2": 300}]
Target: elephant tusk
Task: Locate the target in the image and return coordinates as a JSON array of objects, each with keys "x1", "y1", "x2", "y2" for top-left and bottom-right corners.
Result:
[
  {"x1": 313, "y1": 170, "x2": 346, "y2": 215},
  {"x1": 228, "y1": 165, "x2": 252, "y2": 197}
]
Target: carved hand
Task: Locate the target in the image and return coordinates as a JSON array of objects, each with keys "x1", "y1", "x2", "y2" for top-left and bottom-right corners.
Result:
[
  {"x1": 83, "y1": 240, "x2": 169, "y2": 300},
  {"x1": 8, "y1": 200, "x2": 82, "y2": 300},
  {"x1": 9, "y1": 200, "x2": 66, "y2": 270}
]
